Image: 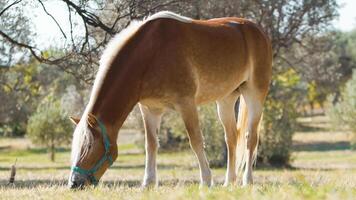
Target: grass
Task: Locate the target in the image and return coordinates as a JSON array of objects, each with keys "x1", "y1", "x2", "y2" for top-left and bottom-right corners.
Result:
[{"x1": 0, "y1": 115, "x2": 355, "y2": 199}]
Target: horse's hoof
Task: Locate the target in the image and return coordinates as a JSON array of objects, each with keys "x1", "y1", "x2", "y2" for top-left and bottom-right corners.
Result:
[
  {"x1": 199, "y1": 179, "x2": 213, "y2": 188},
  {"x1": 242, "y1": 180, "x2": 253, "y2": 187},
  {"x1": 141, "y1": 180, "x2": 157, "y2": 190}
]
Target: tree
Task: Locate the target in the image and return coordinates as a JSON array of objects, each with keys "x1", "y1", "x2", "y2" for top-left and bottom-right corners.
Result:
[
  {"x1": 0, "y1": 59, "x2": 41, "y2": 136},
  {"x1": 27, "y1": 94, "x2": 73, "y2": 161},
  {"x1": 327, "y1": 70, "x2": 356, "y2": 149},
  {"x1": 0, "y1": 0, "x2": 32, "y2": 67}
]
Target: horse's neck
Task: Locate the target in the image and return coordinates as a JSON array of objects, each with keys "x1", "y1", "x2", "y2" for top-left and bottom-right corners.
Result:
[
  {"x1": 88, "y1": 62, "x2": 142, "y2": 141},
  {"x1": 87, "y1": 24, "x2": 152, "y2": 140}
]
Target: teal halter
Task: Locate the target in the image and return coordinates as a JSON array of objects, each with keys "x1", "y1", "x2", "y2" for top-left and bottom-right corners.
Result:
[{"x1": 72, "y1": 118, "x2": 113, "y2": 186}]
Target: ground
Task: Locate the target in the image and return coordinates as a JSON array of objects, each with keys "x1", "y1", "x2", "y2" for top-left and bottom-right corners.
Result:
[{"x1": 0, "y1": 115, "x2": 355, "y2": 199}]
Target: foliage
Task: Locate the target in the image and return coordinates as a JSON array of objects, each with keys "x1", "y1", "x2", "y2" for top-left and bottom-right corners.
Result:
[
  {"x1": 27, "y1": 94, "x2": 73, "y2": 161},
  {"x1": 289, "y1": 31, "x2": 356, "y2": 109},
  {"x1": 326, "y1": 71, "x2": 356, "y2": 149},
  {"x1": 0, "y1": 59, "x2": 41, "y2": 136},
  {"x1": 198, "y1": 104, "x2": 226, "y2": 167},
  {"x1": 0, "y1": 0, "x2": 32, "y2": 67},
  {"x1": 160, "y1": 112, "x2": 188, "y2": 151},
  {"x1": 258, "y1": 69, "x2": 301, "y2": 165},
  {"x1": 122, "y1": 106, "x2": 144, "y2": 130},
  {"x1": 160, "y1": 103, "x2": 226, "y2": 167},
  {"x1": 0, "y1": 57, "x2": 84, "y2": 137}
]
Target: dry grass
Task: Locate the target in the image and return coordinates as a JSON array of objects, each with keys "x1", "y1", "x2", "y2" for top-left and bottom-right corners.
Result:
[{"x1": 0, "y1": 115, "x2": 355, "y2": 199}]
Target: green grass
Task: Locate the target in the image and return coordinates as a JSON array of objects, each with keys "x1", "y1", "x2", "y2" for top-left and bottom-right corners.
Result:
[{"x1": 0, "y1": 116, "x2": 355, "y2": 199}]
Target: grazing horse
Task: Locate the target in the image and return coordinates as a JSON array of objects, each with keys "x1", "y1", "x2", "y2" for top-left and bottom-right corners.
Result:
[{"x1": 68, "y1": 11, "x2": 272, "y2": 189}]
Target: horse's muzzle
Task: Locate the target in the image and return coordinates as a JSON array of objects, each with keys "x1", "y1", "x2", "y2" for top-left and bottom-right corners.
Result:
[{"x1": 68, "y1": 171, "x2": 88, "y2": 189}]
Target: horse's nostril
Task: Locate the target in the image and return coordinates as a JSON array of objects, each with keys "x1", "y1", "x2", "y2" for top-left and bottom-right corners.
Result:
[
  {"x1": 69, "y1": 180, "x2": 85, "y2": 190},
  {"x1": 69, "y1": 172, "x2": 87, "y2": 189},
  {"x1": 69, "y1": 181, "x2": 78, "y2": 189}
]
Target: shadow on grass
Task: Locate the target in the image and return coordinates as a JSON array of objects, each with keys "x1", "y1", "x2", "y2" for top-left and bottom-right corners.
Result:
[
  {"x1": 0, "y1": 179, "x2": 68, "y2": 189},
  {"x1": 295, "y1": 123, "x2": 326, "y2": 132},
  {"x1": 292, "y1": 141, "x2": 350, "y2": 152},
  {"x1": 0, "y1": 166, "x2": 69, "y2": 171},
  {"x1": 0, "y1": 179, "x2": 202, "y2": 189},
  {"x1": 255, "y1": 163, "x2": 341, "y2": 172},
  {"x1": 0, "y1": 176, "x2": 332, "y2": 189},
  {"x1": 0, "y1": 147, "x2": 70, "y2": 154},
  {"x1": 0, "y1": 163, "x2": 188, "y2": 171}
]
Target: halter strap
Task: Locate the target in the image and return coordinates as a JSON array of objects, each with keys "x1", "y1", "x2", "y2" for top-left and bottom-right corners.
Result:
[{"x1": 72, "y1": 118, "x2": 113, "y2": 185}]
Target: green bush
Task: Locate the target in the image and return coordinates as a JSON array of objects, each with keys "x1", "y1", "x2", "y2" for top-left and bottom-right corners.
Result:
[
  {"x1": 27, "y1": 94, "x2": 73, "y2": 161},
  {"x1": 160, "y1": 111, "x2": 189, "y2": 151},
  {"x1": 198, "y1": 104, "x2": 226, "y2": 167},
  {"x1": 160, "y1": 103, "x2": 226, "y2": 167},
  {"x1": 258, "y1": 96, "x2": 297, "y2": 166},
  {"x1": 327, "y1": 71, "x2": 356, "y2": 149},
  {"x1": 258, "y1": 69, "x2": 300, "y2": 166},
  {"x1": 0, "y1": 123, "x2": 26, "y2": 137}
]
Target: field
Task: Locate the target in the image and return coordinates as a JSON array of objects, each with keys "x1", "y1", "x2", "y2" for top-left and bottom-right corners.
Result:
[{"x1": 0, "y1": 115, "x2": 355, "y2": 200}]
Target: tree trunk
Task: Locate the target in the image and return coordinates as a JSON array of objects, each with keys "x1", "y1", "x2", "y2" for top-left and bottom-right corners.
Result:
[{"x1": 50, "y1": 142, "x2": 55, "y2": 162}]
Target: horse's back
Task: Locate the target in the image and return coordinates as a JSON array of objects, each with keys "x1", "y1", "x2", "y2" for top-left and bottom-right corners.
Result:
[{"x1": 139, "y1": 17, "x2": 271, "y2": 107}]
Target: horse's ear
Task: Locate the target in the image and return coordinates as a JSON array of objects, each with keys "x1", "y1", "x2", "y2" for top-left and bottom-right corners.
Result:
[
  {"x1": 69, "y1": 116, "x2": 80, "y2": 125},
  {"x1": 87, "y1": 113, "x2": 98, "y2": 128}
]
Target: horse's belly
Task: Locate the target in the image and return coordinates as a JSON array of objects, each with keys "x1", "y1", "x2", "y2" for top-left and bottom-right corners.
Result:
[
  {"x1": 186, "y1": 29, "x2": 249, "y2": 104},
  {"x1": 194, "y1": 69, "x2": 246, "y2": 104},
  {"x1": 190, "y1": 50, "x2": 249, "y2": 104}
]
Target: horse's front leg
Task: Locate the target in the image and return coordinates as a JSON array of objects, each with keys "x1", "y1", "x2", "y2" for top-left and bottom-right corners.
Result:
[
  {"x1": 176, "y1": 99, "x2": 212, "y2": 187},
  {"x1": 139, "y1": 104, "x2": 163, "y2": 188}
]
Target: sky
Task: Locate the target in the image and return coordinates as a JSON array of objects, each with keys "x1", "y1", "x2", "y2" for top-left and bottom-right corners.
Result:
[
  {"x1": 335, "y1": 0, "x2": 356, "y2": 31},
  {"x1": 29, "y1": 0, "x2": 356, "y2": 48},
  {"x1": 29, "y1": 1, "x2": 83, "y2": 49}
]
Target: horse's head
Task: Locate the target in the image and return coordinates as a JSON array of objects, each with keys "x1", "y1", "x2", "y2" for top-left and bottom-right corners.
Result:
[{"x1": 68, "y1": 113, "x2": 117, "y2": 189}]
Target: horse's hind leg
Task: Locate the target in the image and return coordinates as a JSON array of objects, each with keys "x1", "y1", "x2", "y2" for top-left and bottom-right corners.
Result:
[
  {"x1": 240, "y1": 83, "x2": 268, "y2": 186},
  {"x1": 176, "y1": 98, "x2": 212, "y2": 187},
  {"x1": 139, "y1": 104, "x2": 163, "y2": 188},
  {"x1": 216, "y1": 92, "x2": 240, "y2": 186}
]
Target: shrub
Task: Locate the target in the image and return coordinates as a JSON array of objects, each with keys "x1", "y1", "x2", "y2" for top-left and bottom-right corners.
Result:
[
  {"x1": 326, "y1": 71, "x2": 356, "y2": 149},
  {"x1": 160, "y1": 103, "x2": 226, "y2": 167},
  {"x1": 160, "y1": 111, "x2": 189, "y2": 151},
  {"x1": 258, "y1": 69, "x2": 301, "y2": 166},
  {"x1": 198, "y1": 104, "x2": 226, "y2": 167},
  {"x1": 27, "y1": 94, "x2": 73, "y2": 161},
  {"x1": 258, "y1": 96, "x2": 297, "y2": 166}
]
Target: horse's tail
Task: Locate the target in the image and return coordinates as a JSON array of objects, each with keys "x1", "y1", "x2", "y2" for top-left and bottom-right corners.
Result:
[{"x1": 235, "y1": 95, "x2": 259, "y2": 176}]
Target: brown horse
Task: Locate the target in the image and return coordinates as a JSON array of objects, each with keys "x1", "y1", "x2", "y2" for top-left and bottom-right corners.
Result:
[{"x1": 68, "y1": 11, "x2": 272, "y2": 189}]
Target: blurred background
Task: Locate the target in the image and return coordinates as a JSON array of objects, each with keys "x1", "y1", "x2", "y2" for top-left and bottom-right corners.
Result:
[{"x1": 0, "y1": 0, "x2": 355, "y2": 189}]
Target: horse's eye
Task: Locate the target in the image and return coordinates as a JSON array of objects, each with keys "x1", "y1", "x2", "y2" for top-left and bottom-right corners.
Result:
[{"x1": 88, "y1": 144, "x2": 92, "y2": 150}]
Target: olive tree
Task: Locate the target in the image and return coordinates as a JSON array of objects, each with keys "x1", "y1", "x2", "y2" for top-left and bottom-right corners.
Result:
[
  {"x1": 27, "y1": 94, "x2": 73, "y2": 161},
  {"x1": 327, "y1": 71, "x2": 356, "y2": 149}
]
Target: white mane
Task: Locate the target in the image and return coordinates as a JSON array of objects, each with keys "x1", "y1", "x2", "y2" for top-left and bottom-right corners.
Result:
[
  {"x1": 98, "y1": 11, "x2": 191, "y2": 74},
  {"x1": 147, "y1": 11, "x2": 192, "y2": 23},
  {"x1": 71, "y1": 11, "x2": 192, "y2": 166}
]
